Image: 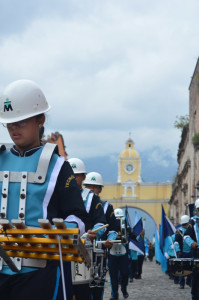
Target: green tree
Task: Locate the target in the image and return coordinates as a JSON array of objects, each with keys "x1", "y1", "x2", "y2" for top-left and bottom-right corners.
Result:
[{"x1": 174, "y1": 115, "x2": 189, "y2": 130}]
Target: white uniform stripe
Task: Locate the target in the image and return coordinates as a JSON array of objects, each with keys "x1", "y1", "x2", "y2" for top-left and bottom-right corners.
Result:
[
  {"x1": 194, "y1": 223, "x2": 198, "y2": 243},
  {"x1": 85, "y1": 193, "x2": 93, "y2": 213},
  {"x1": 43, "y1": 156, "x2": 65, "y2": 219},
  {"x1": 103, "y1": 201, "x2": 108, "y2": 214}
]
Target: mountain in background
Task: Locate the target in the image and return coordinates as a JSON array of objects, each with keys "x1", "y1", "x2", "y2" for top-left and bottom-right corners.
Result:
[{"x1": 83, "y1": 146, "x2": 178, "y2": 183}]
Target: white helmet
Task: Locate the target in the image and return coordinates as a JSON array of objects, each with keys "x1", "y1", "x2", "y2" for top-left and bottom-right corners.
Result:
[
  {"x1": 114, "y1": 208, "x2": 124, "y2": 218},
  {"x1": 195, "y1": 198, "x2": 199, "y2": 209},
  {"x1": 68, "y1": 158, "x2": 86, "y2": 174},
  {"x1": 0, "y1": 79, "x2": 50, "y2": 123},
  {"x1": 83, "y1": 172, "x2": 104, "y2": 186},
  {"x1": 180, "y1": 215, "x2": 189, "y2": 225}
]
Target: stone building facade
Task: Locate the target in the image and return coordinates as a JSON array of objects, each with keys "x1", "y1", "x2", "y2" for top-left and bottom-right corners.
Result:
[{"x1": 170, "y1": 58, "x2": 199, "y2": 223}]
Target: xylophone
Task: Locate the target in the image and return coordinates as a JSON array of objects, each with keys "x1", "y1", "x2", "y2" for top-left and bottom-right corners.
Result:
[{"x1": 0, "y1": 218, "x2": 91, "y2": 272}]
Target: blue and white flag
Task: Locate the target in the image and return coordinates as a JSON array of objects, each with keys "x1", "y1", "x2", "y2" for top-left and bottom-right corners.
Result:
[
  {"x1": 155, "y1": 225, "x2": 161, "y2": 263},
  {"x1": 154, "y1": 225, "x2": 167, "y2": 273},
  {"x1": 159, "y1": 205, "x2": 176, "y2": 273},
  {"x1": 129, "y1": 217, "x2": 145, "y2": 255},
  {"x1": 160, "y1": 205, "x2": 176, "y2": 252},
  {"x1": 134, "y1": 211, "x2": 139, "y2": 225}
]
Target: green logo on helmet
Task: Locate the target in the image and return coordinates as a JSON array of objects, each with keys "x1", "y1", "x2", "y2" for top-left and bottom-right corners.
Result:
[
  {"x1": 91, "y1": 176, "x2": 96, "y2": 181},
  {"x1": 4, "y1": 98, "x2": 13, "y2": 112},
  {"x1": 71, "y1": 163, "x2": 77, "y2": 169}
]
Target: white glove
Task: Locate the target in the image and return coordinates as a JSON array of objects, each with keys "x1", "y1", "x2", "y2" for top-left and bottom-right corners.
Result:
[
  {"x1": 170, "y1": 245, "x2": 175, "y2": 250},
  {"x1": 164, "y1": 252, "x2": 170, "y2": 259}
]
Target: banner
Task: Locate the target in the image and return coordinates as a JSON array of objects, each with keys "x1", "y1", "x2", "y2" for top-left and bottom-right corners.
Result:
[{"x1": 129, "y1": 218, "x2": 145, "y2": 255}]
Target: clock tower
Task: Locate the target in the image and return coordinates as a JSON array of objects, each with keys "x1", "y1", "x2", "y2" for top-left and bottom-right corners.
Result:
[{"x1": 118, "y1": 138, "x2": 141, "y2": 198}]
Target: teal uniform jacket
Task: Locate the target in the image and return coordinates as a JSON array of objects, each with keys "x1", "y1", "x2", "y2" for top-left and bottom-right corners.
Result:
[{"x1": 0, "y1": 145, "x2": 88, "y2": 275}]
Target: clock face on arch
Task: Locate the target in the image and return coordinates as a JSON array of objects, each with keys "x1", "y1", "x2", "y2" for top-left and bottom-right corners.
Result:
[{"x1": 125, "y1": 163, "x2": 134, "y2": 174}]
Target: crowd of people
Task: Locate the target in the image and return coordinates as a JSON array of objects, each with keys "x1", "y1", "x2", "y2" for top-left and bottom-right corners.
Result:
[
  {"x1": 0, "y1": 79, "x2": 198, "y2": 300},
  {"x1": 162, "y1": 198, "x2": 199, "y2": 300},
  {"x1": 0, "y1": 79, "x2": 147, "y2": 300}
]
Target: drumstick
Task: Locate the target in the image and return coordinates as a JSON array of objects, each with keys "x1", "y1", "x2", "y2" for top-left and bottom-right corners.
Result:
[
  {"x1": 92, "y1": 224, "x2": 109, "y2": 232},
  {"x1": 96, "y1": 240, "x2": 122, "y2": 244},
  {"x1": 81, "y1": 224, "x2": 109, "y2": 238}
]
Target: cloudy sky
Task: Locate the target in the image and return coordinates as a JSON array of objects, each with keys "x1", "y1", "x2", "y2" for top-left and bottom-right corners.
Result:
[{"x1": 0, "y1": 0, "x2": 198, "y2": 163}]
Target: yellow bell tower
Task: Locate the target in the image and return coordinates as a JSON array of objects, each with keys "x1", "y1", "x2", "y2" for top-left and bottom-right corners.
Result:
[
  {"x1": 118, "y1": 137, "x2": 141, "y2": 198},
  {"x1": 100, "y1": 136, "x2": 172, "y2": 229}
]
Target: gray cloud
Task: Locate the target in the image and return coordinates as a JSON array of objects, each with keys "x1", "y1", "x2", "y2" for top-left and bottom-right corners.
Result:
[{"x1": 0, "y1": 0, "x2": 198, "y2": 160}]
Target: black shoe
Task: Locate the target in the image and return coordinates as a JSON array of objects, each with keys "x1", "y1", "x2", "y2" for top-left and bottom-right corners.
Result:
[
  {"x1": 123, "y1": 292, "x2": 129, "y2": 299},
  {"x1": 129, "y1": 278, "x2": 133, "y2": 282},
  {"x1": 179, "y1": 285, "x2": 184, "y2": 289}
]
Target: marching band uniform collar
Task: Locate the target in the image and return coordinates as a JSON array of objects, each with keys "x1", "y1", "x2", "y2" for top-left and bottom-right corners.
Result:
[{"x1": 10, "y1": 145, "x2": 43, "y2": 157}]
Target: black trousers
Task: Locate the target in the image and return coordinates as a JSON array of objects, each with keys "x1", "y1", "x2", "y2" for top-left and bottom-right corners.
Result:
[
  {"x1": 0, "y1": 261, "x2": 73, "y2": 300},
  {"x1": 137, "y1": 255, "x2": 144, "y2": 276},
  {"x1": 128, "y1": 259, "x2": 138, "y2": 279},
  {"x1": 73, "y1": 283, "x2": 91, "y2": 300},
  {"x1": 108, "y1": 253, "x2": 129, "y2": 298}
]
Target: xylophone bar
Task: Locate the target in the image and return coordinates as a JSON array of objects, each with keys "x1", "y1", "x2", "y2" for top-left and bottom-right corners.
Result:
[
  {"x1": 4, "y1": 251, "x2": 83, "y2": 262},
  {"x1": 2, "y1": 244, "x2": 79, "y2": 254},
  {"x1": 0, "y1": 236, "x2": 75, "y2": 245},
  {"x1": 0, "y1": 228, "x2": 79, "y2": 235}
]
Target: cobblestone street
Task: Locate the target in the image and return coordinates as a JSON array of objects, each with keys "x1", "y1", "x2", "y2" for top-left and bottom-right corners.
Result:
[{"x1": 103, "y1": 260, "x2": 191, "y2": 300}]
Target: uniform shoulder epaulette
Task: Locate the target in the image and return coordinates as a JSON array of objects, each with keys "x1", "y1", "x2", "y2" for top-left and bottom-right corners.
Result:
[{"x1": 95, "y1": 202, "x2": 102, "y2": 210}]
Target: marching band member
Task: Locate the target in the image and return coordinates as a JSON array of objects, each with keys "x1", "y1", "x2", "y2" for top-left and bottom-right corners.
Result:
[
  {"x1": 0, "y1": 80, "x2": 88, "y2": 300},
  {"x1": 68, "y1": 160, "x2": 106, "y2": 300},
  {"x1": 164, "y1": 233, "x2": 179, "y2": 284},
  {"x1": 174, "y1": 215, "x2": 192, "y2": 289},
  {"x1": 83, "y1": 171, "x2": 120, "y2": 300},
  {"x1": 83, "y1": 171, "x2": 119, "y2": 245},
  {"x1": 83, "y1": 172, "x2": 104, "y2": 196},
  {"x1": 128, "y1": 248, "x2": 138, "y2": 283},
  {"x1": 94, "y1": 199, "x2": 120, "y2": 300},
  {"x1": 68, "y1": 161, "x2": 106, "y2": 239},
  {"x1": 184, "y1": 199, "x2": 199, "y2": 300},
  {"x1": 108, "y1": 208, "x2": 145, "y2": 300}
]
